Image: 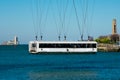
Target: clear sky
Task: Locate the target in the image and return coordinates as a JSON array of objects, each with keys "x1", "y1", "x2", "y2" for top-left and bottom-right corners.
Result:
[{"x1": 0, "y1": 0, "x2": 120, "y2": 44}]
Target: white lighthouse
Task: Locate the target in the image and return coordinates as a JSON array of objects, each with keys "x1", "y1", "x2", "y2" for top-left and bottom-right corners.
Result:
[{"x1": 14, "y1": 36, "x2": 18, "y2": 45}]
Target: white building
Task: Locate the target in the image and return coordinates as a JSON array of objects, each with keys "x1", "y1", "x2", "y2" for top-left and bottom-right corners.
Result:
[{"x1": 1, "y1": 36, "x2": 19, "y2": 45}]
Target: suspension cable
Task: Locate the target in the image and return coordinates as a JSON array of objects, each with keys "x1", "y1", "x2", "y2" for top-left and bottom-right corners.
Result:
[
  {"x1": 83, "y1": 0, "x2": 88, "y2": 39},
  {"x1": 38, "y1": 0, "x2": 43, "y2": 40},
  {"x1": 88, "y1": 0, "x2": 95, "y2": 37},
  {"x1": 57, "y1": 0, "x2": 62, "y2": 39},
  {"x1": 43, "y1": 0, "x2": 50, "y2": 31},
  {"x1": 79, "y1": 0, "x2": 89, "y2": 40},
  {"x1": 51, "y1": 0, "x2": 60, "y2": 40},
  {"x1": 73, "y1": 0, "x2": 82, "y2": 40},
  {"x1": 31, "y1": 0, "x2": 39, "y2": 40},
  {"x1": 63, "y1": 0, "x2": 69, "y2": 40}
]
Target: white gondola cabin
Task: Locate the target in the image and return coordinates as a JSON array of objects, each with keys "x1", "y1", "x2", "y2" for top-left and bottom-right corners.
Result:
[{"x1": 29, "y1": 41, "x2": 97, "y2": 53}]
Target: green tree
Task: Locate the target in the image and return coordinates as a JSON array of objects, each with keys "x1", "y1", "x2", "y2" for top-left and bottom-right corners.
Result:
[{"x1": 95, "y1": 38, "x2": 111, "y2": 44}]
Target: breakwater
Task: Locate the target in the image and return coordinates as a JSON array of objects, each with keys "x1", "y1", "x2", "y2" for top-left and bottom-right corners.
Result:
[{"x1": 98, "y1": 43, "x2": 120, "y2": 52}]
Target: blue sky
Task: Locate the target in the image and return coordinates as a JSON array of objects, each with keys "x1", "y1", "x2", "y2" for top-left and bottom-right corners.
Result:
[{"x1": 0, "y1": 0, "x2": 120, "y2": 44}]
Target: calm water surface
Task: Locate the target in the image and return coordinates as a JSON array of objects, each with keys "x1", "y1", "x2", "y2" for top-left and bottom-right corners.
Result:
[{"x1": 0, "y1": 45, "x2": 120, "y2": 80}]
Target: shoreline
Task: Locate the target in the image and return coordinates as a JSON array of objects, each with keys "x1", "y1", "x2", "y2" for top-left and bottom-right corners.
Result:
[
  {"x1": 97, "y1": 43, "x2": 120, "y2": 52},
  {"x1": 0, "y1": 44, "x2": 120, "y2": 52}
]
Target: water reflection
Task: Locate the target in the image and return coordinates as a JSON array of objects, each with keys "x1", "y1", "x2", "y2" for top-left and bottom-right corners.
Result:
[{"x1": 28, "y1": 70, "x2": 97, "y2": 80}]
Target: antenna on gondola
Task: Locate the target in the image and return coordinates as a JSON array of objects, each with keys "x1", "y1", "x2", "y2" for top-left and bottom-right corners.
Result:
[
  {"x1": 81, "y1": 34, "x2": 83, "y2": 41},
  {"x1": 40, "y1": 35, "x2": 43, "y2": 41},
  {"x1": 58, "y1": 36, "x2": 60, "y2": 41},
  {"x1": 35, "y1": 35, "x2": 38, "y2": 41},
  {"x1": 64, "y1": 35, "x2": 66, "y2": 41}
]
